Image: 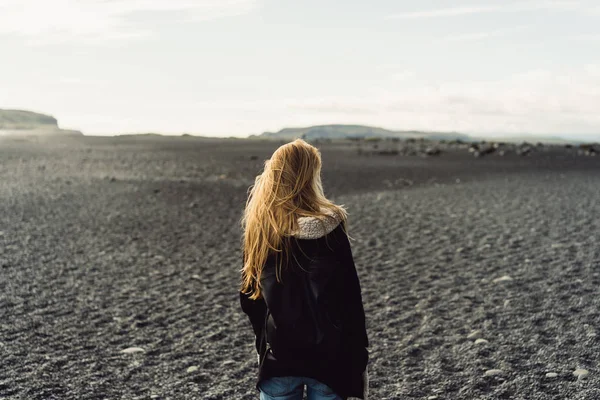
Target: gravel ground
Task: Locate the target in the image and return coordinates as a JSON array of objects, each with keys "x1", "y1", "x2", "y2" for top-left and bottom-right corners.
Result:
[{"x1": 0, "y1": 136, "x2": 599, "y2": 400}]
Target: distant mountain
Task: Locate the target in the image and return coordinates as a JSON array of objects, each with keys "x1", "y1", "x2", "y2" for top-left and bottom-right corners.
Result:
[
  {"x1": 258, "y1": 124, "x2": 587, "y2": 144},
  {"x1": 0, "y1": 109, "x2": 82, "y2": 136},
  {"x1": 259, "y1": 124, "x2": 473, "y2": 141}
]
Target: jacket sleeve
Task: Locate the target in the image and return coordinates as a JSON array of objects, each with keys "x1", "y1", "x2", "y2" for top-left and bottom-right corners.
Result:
[
  {"x1": 339, "y1": 230, "x2": 369, "y2": 361},
  {"x1": 239, "y1": 249, "x2": 268, "y2": 356},
  {"x1": 239, "y1": 289, "x2": 267, "y2": 354}
]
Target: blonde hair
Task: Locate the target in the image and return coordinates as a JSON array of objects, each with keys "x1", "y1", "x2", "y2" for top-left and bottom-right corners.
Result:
[{"x1": 240, "y1": 138, "x2": 347, "y2": 299}]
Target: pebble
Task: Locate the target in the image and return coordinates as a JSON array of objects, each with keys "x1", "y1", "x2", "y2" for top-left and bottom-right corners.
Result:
[
  {"x1": 121, "y1": 347, "x2": 145, "y2": 354},
  {"x1": 187, "y1": 366, "x2": 199, "y2": 373},
  {"x1": 493, "y1": 275, "x2": 513, "y2": 283},
  {"x1": 427, "y1": 396, "x2": 438, "y2": 400},
  {"x1": 546, "y1": 372, "x2": 558, "y2": 378},
  {"x1": 484, "y1": 369, "x2": 504, "y2": 377},
  {"x1": 467, "y1": 330, "x2": 482, "y2": 340},
  {"x1": 474, "y1": 338, "x2": 489, "y2": 345},
  {"x1": 573, "y1": 369, "x2": 589, "y2": 380}
]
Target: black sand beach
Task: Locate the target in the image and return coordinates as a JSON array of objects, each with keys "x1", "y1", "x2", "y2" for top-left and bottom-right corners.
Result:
[{"x1": 1, "y1": 136, "x2": 599, "y2": 399}]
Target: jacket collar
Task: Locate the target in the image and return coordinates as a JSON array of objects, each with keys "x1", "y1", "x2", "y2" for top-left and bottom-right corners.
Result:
[{"x1": 292, "y1": 208, "x2": 342, "y2": 240}]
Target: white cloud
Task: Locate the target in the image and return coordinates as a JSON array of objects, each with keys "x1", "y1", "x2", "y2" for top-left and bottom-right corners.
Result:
[
  {"x1": 126, "y1": 66, "x2": 599, "y2": 137},
  {"x1": 572, "y1": 33, "x2": 600, "y2": 41},
  {"x1": 275, "y1": 66, "x2": 600, "y2": 137},
  {"x1": 438, "y1": 25, "x2": 530, "y2": 42},
  {"x1": 386, "y1": 1, "x2": 588, "y2": 19},
  {"x1": 0, "y1": 0, "x2": 259, "y2": 44}
]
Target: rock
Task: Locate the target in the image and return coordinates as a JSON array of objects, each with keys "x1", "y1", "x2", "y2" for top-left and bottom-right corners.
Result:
[
  {"x1": 427, "y1": 396, "x2": 439, "y2": 400},
  {"x1": 484, "y1": 369, "x2": 504, "y2": 377},
  {"x1": 187, "y1": 366, "x2": 199, "y2": 373},
  {"x1": 425, "y1": 147, "x2": 441, "y2": 156},
  {"x1": 121, "y1": 347, "x2": 145, "y2": 354},
  {"x1": 467, "y1": 330, "x2": 482, "y2": 340},
  {"x1": 474, "y1": 338, "x2": 489, "y2": 345},
  {"x1": 493, "y1": 275, "x2": 513, "y2": 283},
  {"x1": 573, "y1": 369, "x2": 589, "y2": 380},
  {"x1": 456, "y1": 247, "x2": 464, "y2": 253},
  {"x1": 546, "y1": 372, "x2": 558, "y2": 378},
  {"x1": 517, "y1": 146, "x2": 532, "y2": 156},
  {"x1": 480, "y1": 145, "x2": 497, "y2": 156}
]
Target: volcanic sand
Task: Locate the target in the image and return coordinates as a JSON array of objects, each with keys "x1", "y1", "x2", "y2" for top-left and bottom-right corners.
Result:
[{"x1": 0, "y1": 136, "x2": 599, "y2": 399}]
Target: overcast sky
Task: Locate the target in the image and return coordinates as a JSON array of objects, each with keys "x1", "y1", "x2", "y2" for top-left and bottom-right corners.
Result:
[{"x1": 0, "y1": 0, "x2": 599, "y2": 139}]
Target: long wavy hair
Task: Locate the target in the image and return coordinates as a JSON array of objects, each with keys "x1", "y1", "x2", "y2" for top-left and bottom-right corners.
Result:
[{"x1": 240, "y1": 138, "x2": 347, "y2": 299}]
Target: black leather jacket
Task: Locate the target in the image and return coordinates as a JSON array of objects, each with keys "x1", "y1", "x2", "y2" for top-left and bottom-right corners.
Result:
[{"x1": 240, "y1": 222, "x2": 368, "y2": 399}]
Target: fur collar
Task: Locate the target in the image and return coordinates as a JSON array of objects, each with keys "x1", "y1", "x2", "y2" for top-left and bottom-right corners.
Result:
[{"x1": 292, "y1": 208, "x2": 342, "y2": 240}]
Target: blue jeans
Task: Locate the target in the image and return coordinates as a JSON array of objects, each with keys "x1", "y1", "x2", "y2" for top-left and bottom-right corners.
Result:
[{"x1": 259, "y1": 376, "x2": 342, "y2": 400}]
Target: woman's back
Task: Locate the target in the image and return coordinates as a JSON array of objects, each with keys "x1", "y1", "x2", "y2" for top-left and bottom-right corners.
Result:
[
  {"x1": 239, "y1": 139, "x2": 368, "y2": 400},
  {"x1": 261, "y1": 216, "x2": 360, "y2": 358}
]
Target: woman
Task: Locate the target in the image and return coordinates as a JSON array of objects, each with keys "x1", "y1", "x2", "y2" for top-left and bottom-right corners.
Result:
[{"x1": 239, "y1": 139, "x2": 369, "y2": 400}]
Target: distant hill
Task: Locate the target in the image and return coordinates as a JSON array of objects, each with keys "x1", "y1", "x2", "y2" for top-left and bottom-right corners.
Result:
[
  {"x1": 258, "y1": 124, "x2": 587, "y2": 144},
  {"x1": 259, "y1": 124, "x2": 473, "y2": 141},
  {"x1": 0, "y1": 109, "x2": 82, "y2": 136}
]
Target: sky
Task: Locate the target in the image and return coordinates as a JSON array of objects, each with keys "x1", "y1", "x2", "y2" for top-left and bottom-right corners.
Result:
[{"x1": 0, "y1": 0, "x2": 599, "y2": 139}]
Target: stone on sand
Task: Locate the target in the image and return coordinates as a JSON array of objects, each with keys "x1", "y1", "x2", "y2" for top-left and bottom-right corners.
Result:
[
  {"x1": 573, "y1": 369, "x2": 589, "y2": 380},
  {"x1": 484, "y1": 369, "x2": 504, "y2": 377},
  {"x1": 474, "y1": 338, "x2": 489, "y2": 345},
  {"x1": 187, "y1": 366, "x2": 199, "y2": 373},
  {"x1": 121, "y1": 347, "x2": 145, "y2": 354},
  {"x1": 493, "y1": 275, "x2": 513, "y2": 283},
  {"x1": 545, "y1": 372, "x2": 558, "y2": 378},
  {"x1": 467, "y1": 330, "x2": 482, "y2": 340}
]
